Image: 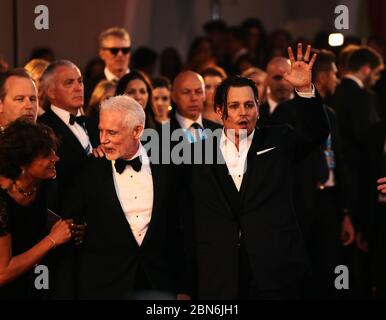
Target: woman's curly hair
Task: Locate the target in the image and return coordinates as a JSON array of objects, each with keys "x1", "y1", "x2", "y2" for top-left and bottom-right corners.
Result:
[{"x1": 0, "y1": 118, "x2": 59, "y2": 180}]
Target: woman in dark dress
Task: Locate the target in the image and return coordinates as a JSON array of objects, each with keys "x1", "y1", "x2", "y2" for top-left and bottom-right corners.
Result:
[{"x1": 0, "y1": 119, "x2": 73, "y2": 299}]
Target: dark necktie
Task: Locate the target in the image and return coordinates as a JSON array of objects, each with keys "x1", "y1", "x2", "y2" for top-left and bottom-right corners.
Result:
[
  {"x1": 69, "y1": 114, "x2": 86, "y2": 126},
  {"x1": 191, "y1": 122, "x2": 201, "y2": 130},
  {"x1": 114, "y1": 156, "x2": 142, "y2": 174}
]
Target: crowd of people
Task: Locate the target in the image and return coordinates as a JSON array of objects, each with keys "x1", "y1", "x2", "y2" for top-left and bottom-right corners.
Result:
[{"x1": 0, "y1": 17, "x2": 385, "y2": 300}]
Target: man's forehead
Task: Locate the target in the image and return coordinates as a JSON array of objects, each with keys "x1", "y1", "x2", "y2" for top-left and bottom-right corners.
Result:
[
  {"x1": 56, "y1": 65, "x2": 81, "y2": 78},
  {"x1": 103, "y1": 36, "x2": 130, "y2": 46},
  {"x1": 177, "y1": 76, "x2": 203, "y2": 90},
  {"x1": 227, "y1": 86, "x2": 255, "y2": 100},
  {"x1": 5, "y1": 76, "x2": 36, "y2": 93}
]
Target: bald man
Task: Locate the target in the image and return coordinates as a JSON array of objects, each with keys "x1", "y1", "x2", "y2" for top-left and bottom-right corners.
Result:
[
  {"x1": 169, "y1": 71, "x2": 221, "y2": 144},
  {"x1": 258, "y1": 57, "x2": 295, "y2": 126}
]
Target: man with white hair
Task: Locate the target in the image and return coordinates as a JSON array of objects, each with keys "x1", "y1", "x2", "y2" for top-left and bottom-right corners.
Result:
[{"x1": 60, "y1": 95, "x2": 188, "y2": 299}]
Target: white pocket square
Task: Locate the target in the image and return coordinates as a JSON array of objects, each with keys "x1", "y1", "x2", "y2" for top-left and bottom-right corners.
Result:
[{"x1": 256, "y1": 147, "x2": 276, "y2": 156}]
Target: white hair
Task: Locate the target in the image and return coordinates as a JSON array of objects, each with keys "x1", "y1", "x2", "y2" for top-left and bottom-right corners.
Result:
[
  {"x1": 100, "y1": 95, "x2": 145, "y2": 128},
  {"x1": 40, "y1": 60, "x2": 79, "y2": 93}
]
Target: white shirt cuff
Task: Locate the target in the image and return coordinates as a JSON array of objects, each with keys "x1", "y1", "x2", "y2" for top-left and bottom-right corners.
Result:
[{"x1": 295, "y1": 83, "x2": 315, "y2": 98}]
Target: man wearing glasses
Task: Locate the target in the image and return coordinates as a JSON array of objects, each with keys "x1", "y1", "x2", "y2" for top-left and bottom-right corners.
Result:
[{"x1": 85, "y1": 27, "x2": 131, "y2": 104}]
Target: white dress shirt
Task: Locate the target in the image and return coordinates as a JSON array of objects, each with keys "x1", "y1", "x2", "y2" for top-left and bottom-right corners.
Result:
[
  {"x1": 104, "y1": 67, "x2": 129, "y2": 82},
  {"x1": 112, "y1": 144, "x2": 153, "y2": 246},
  {"x1": 50, "y1": 105, "x2": 92, "y2": 154},
  {"x1": 220, "y1": 129, "x2": 255, "y2": 191}
]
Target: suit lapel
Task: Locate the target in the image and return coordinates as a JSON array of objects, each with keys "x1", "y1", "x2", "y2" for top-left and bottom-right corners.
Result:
[
  {"x1": 45, "y1": 109, "x2": 88, "y2": 157},
  {"x1": 239, "y1": 128, "x2": 264, "y2": 197},
  {"x1": 99, "y1": 159, "x2": 140, "y2": 247},
  {"x1": 210, "y1": 140, "x2": 243, "y2": 220},
  {"x1": 140, "y1": 162, "x2": 165, "y2": 247}
]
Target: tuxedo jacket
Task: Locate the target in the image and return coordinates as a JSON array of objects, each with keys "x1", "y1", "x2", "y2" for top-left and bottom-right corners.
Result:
[
  {"x1": 259, "y1": 99, "x2": 350, "y2": 234},
  {"x1": 332, "y1": 79, "x2": 380, "y2": 218},
  {"x1": 184, "y1": 94, "x2": 330, "y2": 299},
  {"x1": 58, "y1": 157, "x2": 186, "y2": 299},
  {"x1": 38, "y1": 108, "x2": 99, "y2": 211}
]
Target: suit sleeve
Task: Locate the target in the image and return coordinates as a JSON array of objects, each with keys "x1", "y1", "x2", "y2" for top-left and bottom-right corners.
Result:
[{"x1": 285, "y1": 93, "x2": 330, "y2": 162}]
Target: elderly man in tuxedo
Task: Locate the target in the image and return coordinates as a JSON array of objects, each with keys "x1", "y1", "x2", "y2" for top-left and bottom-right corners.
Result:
[
  {"x1": 61, "y1": 95, "x2": 188, "y2": 299},
  {"x1": 185, "y1": 44, "x2": 330, "y2": 299}
]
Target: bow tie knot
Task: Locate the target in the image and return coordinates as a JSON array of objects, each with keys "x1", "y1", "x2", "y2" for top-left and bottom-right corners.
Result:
[
  {"x1": 114, "y1": 156, "x2": 142, "y2": 174},
  {"x1": 69, "y1": 114, "x2": 86, "y2": 126}
]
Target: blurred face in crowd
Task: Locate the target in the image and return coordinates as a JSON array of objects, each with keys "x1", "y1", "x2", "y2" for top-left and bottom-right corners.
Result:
[
  {"x1": 0, "y1": 76, "x2": 38, "y2": 127},
  {"x1": 25, "y1": 149, "x2": 59, "y2": 180},
  {"x1": 217, "y1": 85, "x2": 258, "y2": 139},
  {"x1": 47, "y1": 65, "x2": 84, "y2": 114},
  {"x1": 204, "y1": 75, "x2": 222, "y2": 109},
  {"x1": 125, "y1": 79, "x2": 148, "y2": 109},
  {"x1": 325, "y1": 63, "x2": 339, "y2": 96},
  {"x1": 172, "y1": 71, "x2": 205, "y2": 121},
  {"x1": 363, "y1": 64, "x2": 384, "y2": 88},
  {"x1": 99, "y1": 109, "x2": 142, "y2": 160},
  {"x1": 99, "y1": 36, "x2": 131, "y2": 77},
  {"x1": 315, "y1": 62, "x2": 339, "y2": 98},
  {"x1": 248, "y1": 72, "x2": 266, "y2": 101},
  {"x1": 266, "y1": 58, "x2": 293, "y2": 103},
  {"x1": 152, "y1": 87, "x2": 171, "y2": 120}
]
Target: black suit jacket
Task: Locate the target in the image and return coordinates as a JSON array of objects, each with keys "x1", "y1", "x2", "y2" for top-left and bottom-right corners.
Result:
[
  {"x1": 184, "y1": 94, "x2": 329, "y2": 299},
  {"x1": 332, "y1": 78, "x2": 380, "y2": 227},
  {"x1": 38, "y1": 108, "x2": 99, "y2": 211},
  {"x1": 259, "y1": 99, "x2": 350, "y2": 234},
  {"x1": 359, "y1": 121, "x2": 386, "y2": 239},
  {"x1": 59, "y1": 157, "x2": 186, "y2": 299}
]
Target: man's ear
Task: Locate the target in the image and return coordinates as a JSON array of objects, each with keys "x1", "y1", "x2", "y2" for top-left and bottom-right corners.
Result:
[
  {"x1": 99, "y1": 48, "x2": 106, "y2": 61},
  {"x1": 360, "y1": 64, "x2": 372, "y2": 77},
  {"x1": 215, "y1": 106, "x2": 223, "y2": 119},
  {"x1": 46, "y1": 85, "x2": 55, "y2": 101},
  {"x1": 133, "y1": 124, "x2": 144, "y2": 140},
  {"x1": 0, "y1": 99, "x2": 3, "y2": 113}
]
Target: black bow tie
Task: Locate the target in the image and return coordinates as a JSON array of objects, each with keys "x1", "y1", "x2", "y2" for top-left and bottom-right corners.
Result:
[
  {"x1": 114, "y1": 156, "x2": 142, "y2": 174},
  {"x1": 69, "y1": 114, "x2": 86, "y2": 126}
]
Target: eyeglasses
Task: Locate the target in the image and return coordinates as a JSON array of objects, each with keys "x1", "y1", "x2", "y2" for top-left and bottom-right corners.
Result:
[{"x1": 102, "y1": 47, "x2": 131, "y2": 55}]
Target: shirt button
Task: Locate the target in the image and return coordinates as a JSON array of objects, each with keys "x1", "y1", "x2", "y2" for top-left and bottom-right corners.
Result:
[
  {"x1": 238, "y1": 175, "x2": 241, "y2": 178},
  {"x1": 134, "y1": 196, "x2": 137, "y2": 199},
  {"x1": 139, "y1": 234, "x2": 142, "y2": 237},
  {"x1": 130, "y1": 175, "x2": 133, "y2": 178},
  {"x1": 136, "y1": 215, "x2": 138, "y2": 218}
]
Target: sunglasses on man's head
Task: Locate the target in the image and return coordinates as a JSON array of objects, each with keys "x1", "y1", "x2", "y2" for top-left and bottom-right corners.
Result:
[{"x1": 103, "y1": 47, "x2": 131, "y2": 55}]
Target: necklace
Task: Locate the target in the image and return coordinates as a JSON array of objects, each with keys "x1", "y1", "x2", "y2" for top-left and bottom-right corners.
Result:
[{"x1": 13, "y1": 181, "x2": 38, "y2": 197}]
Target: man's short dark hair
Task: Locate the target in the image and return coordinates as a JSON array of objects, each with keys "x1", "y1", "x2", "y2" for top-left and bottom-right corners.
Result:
[
  {"x1": 347, "y1": 46, "x2": 384, "y2": 72},
  {"x1": 311, "y1": 49, "x2": 336, "y2": 80},
  {"x1": 0, "y1": 118, "x2": 59, "y2": 179},
  {"x1": 151, "y1": 76, "x2": 171, "y2": 91},
  {"x1": 0, "y1": 68, "x2": 33, "y2": 101},
  {"x1": 214, "y1": 76, "x2": 259, "y2": 118}
]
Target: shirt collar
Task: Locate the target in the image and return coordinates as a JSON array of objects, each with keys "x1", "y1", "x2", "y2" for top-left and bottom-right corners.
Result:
[
  {"x1": 220, "y1": 128, "x2": 255, "y2": 149},
  {"x1": 175, "y1": 112, "x2": 204, "y2": 130},
  {"x1": 344, "y1": 74, "x2": 364, "y2": 89},
  {"x1": 104, "y1": 67, "x2": 129, "y2": 82},
  {"x1": 51, "y1": 105, "x2": 81, "y2": 124}
]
